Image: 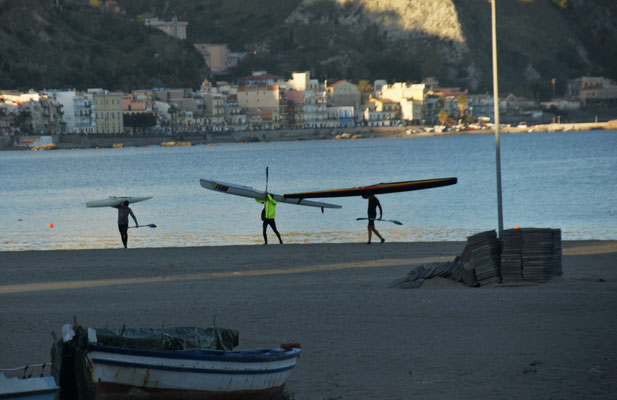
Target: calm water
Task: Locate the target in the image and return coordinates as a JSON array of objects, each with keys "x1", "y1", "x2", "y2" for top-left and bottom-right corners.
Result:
[{"x1": 1, "y1": 130, "x2": 616, "y2": 250}]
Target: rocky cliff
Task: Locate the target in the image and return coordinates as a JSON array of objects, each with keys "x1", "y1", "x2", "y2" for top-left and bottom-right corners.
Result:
[{"x1": 1, "y1": 0, "x2": 615, "y2": 97}]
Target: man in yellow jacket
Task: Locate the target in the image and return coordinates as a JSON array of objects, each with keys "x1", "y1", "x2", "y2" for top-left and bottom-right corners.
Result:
[{"x1": 256, "y1": 192, "x2": 283, "y2": 244}]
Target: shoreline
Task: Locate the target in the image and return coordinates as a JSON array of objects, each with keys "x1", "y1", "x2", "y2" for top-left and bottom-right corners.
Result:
[
  {"x1": 2, "y1": 121, "x2": 616, "y2": 151},
  {"x1": 1, "y1": 240, "x2": 616, "y2": 399}
]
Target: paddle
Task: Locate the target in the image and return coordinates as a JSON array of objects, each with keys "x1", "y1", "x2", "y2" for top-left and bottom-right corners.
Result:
[
  {"x1": 265, "y1": 166, "x2": 269, "y2": 193},
  {"x1": 356, "y1": 218, "x2": 403, "y2": 225},
  {"x1": 128, "y1": 224, "x2": 157, "y2": 229}
]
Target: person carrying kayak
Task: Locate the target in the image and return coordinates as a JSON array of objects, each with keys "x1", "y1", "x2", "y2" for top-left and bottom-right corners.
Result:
[{"x1": 256, "y1": 192, "x2": 283, "y2": 245}]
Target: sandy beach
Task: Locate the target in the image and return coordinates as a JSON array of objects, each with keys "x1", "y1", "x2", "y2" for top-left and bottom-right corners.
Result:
[{"x1": 1, "y1": 241, "x2": 616, "y2": 399}]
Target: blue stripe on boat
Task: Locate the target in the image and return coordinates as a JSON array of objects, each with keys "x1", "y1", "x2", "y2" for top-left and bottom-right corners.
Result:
[{"x1": 91, "y1": 358, "x2": 297, "y2": 375}]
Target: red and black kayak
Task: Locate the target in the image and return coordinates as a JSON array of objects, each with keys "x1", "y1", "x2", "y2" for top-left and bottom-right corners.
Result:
[{"x1": 284, "y1": 177, "x2": 457, "y2": 199}]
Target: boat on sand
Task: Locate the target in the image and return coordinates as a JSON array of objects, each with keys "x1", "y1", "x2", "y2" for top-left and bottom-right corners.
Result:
[{"x1": 51, "y1": 325, "x2": 301, "y2": 400}]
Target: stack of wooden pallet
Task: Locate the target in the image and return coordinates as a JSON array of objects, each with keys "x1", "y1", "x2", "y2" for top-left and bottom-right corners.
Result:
[
  {"x1": 463, "y1": 230, "x2": 501, "y2": 286},
  {"x1": 393, "y1": 228, "x2": 562, "y2": 289},
  {"x1": 500, "y1": 228, "x2": 562, "y2": 283}
]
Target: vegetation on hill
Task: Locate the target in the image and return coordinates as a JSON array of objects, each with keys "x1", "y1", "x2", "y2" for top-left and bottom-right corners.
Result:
[
  {"x1": 1, "y1": 0, "x2": 615, "y2": 99},
  {"x1": 0, "y1": 0, "x2": 208, "y2": 91}
]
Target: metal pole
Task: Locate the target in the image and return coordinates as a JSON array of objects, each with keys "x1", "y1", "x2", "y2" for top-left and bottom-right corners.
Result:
[{"x1": 491, "y1": 0, "x2": 504, "y2": 238}]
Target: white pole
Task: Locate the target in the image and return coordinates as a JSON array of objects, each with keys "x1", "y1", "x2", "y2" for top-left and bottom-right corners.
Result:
[{"x1": 491, "y1": 0, "x2": 504, "y2": 238}]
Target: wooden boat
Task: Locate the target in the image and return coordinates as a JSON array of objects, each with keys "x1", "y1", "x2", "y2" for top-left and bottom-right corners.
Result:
[{"x1": 52, "y1": 325, "x2": 301, "y2": 400}]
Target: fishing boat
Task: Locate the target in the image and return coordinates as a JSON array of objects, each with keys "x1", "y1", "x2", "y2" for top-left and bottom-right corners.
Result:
[
  {"x1": 0, "y1": 366, "x2": 59, "y2": 400},
  {"x1": 51, "y1": 325, "x2": 301, "y2": 400}
]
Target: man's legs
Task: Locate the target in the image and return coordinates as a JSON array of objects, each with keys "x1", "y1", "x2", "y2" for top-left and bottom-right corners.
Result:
[
  {"x1": 119, "y1": 224, "x2": 128, "y2": 248},
  {"x1": 269, "y1": 219, "x2": 283, "y2": 244},
  {"x1": 367, "y1": 222, "x2": 384, "y2": 244},
  {"x1": 262, "y1": 220, "x2": 268, "y2": 244}
]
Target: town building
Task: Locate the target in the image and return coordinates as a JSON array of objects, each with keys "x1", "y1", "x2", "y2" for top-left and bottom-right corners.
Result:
[
  {"x1": 73, "y1": 92, "x2": 95, "y2": 134},
  {"x1": 566, "y1": 76, "x2": 617, "y2": 105},
  {"x1": 143, "y1": 17, "x2": 188, "y2": 40},
  {"x1": 237, "y1": 72, "x2": 286, "y2": 88},
  {"x1": 325, "y1": 80, "x2": 361, "y2": 108},
  {"x1": 194, "y1": 44, "x2": 245, "y2": 75},
  {"x1": 92, "y1": 90, "x2": 123, "y2": 134}
]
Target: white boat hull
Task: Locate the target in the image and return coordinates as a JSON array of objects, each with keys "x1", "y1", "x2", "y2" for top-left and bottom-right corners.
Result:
[
  {"x1": 86, "y1": 196, "x2": 152, "y2": 208},
  {"x1": 88, "y1": 345, "x2": 301, "y2": 400}
]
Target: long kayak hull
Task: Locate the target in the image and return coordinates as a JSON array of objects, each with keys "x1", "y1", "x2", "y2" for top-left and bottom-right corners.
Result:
[
  {"x1": 200, "y1": 179, "x2": 342, "y2": 209},
  {"x1": 284, "y1": 177, "x2": 457, "y2": 199},
  {"x1": 86, "y1": 196, "x2": 153, "y2": 208}
]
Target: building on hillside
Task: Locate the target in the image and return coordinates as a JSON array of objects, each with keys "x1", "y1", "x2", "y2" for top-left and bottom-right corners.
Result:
[
  {"x1": 224, "y1": 94, "x2": 247, "y2": 131},
  {"x1": 373, "y1": 80, "x2": 387, "y2": 94},
  {"x1": 122, "y1": 93, "x2": 157, "y2": 134},
  {"x1": 92, "y1": 90, "x2": 123, "y2": 134},
  {"x1": 194, "y1": 44, "x2": 231, "y2": 74},
  {"x1": 378, "y1": 82, "x2": 427, "y2": 123},
  {"x1": 325, "y1": 80, "x2": 361, "y2": 108},
  {"x1": 0, "y1": 95, "x2": 19, "y2": 137},
  {"x1": 73, "y1": 92, "x2": 95, "y2": 134},
  {"x1": 300, "y1": 89, "x2": 328, "y2": 128},
  {"x1": 49, "y1": 90, "x2": 78, "y2": 134},
  {"x1": 237, "y1": 86, "x2": 280, "y2": 113},
  {"x1": 209, "y1": 84, "x2": 247, "y2": 131},
  {"x1": 2, "y1": 91, "x2": 64, "y2": 135},
  {"x1": 421, "y1": 96, "x2": 442, "y2": 124},
  {"x1": 363, "y1": 98, "x2": 400, "y2": 126},
  {"x1": 467, "y1": 94, "x2": 494, "y2": 121},
  {"x1": 152, "y1": 88, "x2": 199, "y2": 114},
  {"x1": 237, "y1": 72, "x2": 286, "y2": 87},
  {"x1": 327, "y1": 106, "x2": 355, "y2": 128},
  {"x1": 397, "y1": 99, "x2": 423, "y2": 124},
  {"x1": 143, "y1": 17, "x2": 187, "y2": 40},
  {"x1": 152, "y1": 88, "x2": 187, "y2": 103},
  {"x1": 289, "y1": 72, "x2": 321, "y2": 91},
  {"x1": 201, "y1": 93, "x2": 226, "y2": 131},
  {"x1": 380, "y1": 82, "x2": 427, "y2": 103},
  {"x1": 123, "y1": 93, "x2": 155, "y2": 114},
  {"x1": 566, "y1": 76, "x2": 617, "y2": 105}
]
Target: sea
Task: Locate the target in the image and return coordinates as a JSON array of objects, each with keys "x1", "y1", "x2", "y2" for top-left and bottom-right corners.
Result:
[{"x1": 1, "y1": 130, "x2": 616, "y2": 251}]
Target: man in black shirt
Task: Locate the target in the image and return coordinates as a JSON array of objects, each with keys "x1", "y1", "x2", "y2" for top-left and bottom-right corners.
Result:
[
  {"x1": 113, "y1": 201, "x2": 138, "y2": 248},
  {"x1": 364, "y1": 194, "x2": 385, "y2": 244}
]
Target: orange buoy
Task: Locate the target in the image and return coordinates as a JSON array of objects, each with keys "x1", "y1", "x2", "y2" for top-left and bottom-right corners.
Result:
[
  {"x1": 514, "y1": 226, "x2": 520, "y2": 229},
  {"x1": 49, "y1": 223, "x2": 54, "y2": 228}
]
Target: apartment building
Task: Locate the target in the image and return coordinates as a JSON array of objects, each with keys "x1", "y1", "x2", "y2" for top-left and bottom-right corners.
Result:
[
  {"x1": 202, "y1": 93, "x2": 226, "y2": 131},
  {"x1": 92, "y1": 90, "x2": 123, "y2": 134},
  {"x1": 569, "y1": 77, "x2": 617, "y2": 105},
  {"x1": 194, "y1": 44, "x2": 231, "y2": 74},
  {"x1": 326, "y1": 80, "x2": 361, "y2": 108},
  {"x1": 364, "y1": 98, "x2": 400, "y2": 126},
  {"x1": 144, "y1": 17, "x2": 187, "y2": 40}
]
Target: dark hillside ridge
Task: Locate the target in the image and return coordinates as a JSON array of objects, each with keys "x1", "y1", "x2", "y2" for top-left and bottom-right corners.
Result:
[{"x1": 1, "y1": 0, "x2": 615, "y2": 98}]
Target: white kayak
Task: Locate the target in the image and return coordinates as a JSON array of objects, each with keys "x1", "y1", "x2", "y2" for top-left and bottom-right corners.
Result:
[
  {"x1": 200, "y1": 179, "x2": 341, "y2": 209},
  {"x1": 86, "y1": 196, "x2": 153, "y2": 208}
]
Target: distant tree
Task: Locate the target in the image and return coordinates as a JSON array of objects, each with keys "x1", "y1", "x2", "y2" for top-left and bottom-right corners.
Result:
[
  {"x1": 124, "y1": 113, "x2": 156, "y2": 134},
  {"x1": 437, "y1": 110, "x2": 448, "y2": 126},
  {"x1": 456, "y1": 94, "x2": 468, "y2": 117},
  {"x1": 358, "y1": 80, "x2": 373, "y2": 104},
  {"x1": 463, "y1": 115, "x2": 477, "y2": 124}
]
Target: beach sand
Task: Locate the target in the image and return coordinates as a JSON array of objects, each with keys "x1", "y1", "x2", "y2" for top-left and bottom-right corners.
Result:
[{"x1": 1, "y1": 241, "x2": 616, "y2": 399}]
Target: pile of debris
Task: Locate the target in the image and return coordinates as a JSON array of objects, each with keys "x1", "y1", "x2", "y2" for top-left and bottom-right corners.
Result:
[{"x1": 391, "y1": 228, "x2": 562, "y2": 289}]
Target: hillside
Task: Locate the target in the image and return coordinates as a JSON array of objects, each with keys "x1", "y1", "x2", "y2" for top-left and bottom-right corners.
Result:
[
  {"x1": 1, "y1": 0, "x2": 616, "y2": 98},
  {"x1": 0, "y1": 0, "x2": 208, "y2": 91}
]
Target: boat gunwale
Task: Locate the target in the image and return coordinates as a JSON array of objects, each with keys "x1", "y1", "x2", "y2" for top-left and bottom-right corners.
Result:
[
  {"x1": 88, "y1": 344, "x2": 301, "y2": 363},
  {"x1": 90, "y1": 357, "x2": 298, "y2": 375}
]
